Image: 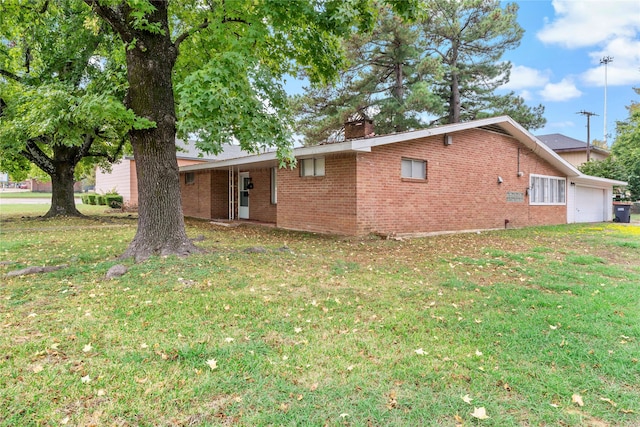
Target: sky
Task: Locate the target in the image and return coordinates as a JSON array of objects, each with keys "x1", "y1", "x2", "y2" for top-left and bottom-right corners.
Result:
[
  {"x1": 497, "y1": 0, "x2": 640, "y2": 145},
  {"x1": 285, "y1": 0, "x2": 640, "y2": 147}
]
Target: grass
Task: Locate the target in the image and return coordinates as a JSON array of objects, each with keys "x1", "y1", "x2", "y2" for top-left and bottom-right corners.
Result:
[
  {"x1": 0, "y1": 191, "x2": 85, "y2": 199},
  {"x1": 1, "y1": 206, "x2": 639, "y2": 426}
]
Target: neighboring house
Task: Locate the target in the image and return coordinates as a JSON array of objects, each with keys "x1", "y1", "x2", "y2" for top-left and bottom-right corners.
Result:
[
  {"x1": 179, "y1": 116, "x2": 626, "y2": 236},
  {"x1": 95, "y1": 139, "x2": 240, "y2": 205},
  {"x1": 28, "y1": 179, "x2": 82, "y2": 193},
  {"x1": 537, "y1": 133, "x2": 610, "y2": 167}
]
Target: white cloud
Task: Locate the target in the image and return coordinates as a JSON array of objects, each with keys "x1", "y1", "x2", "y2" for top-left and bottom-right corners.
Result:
[
  {"x1": 538, "y1": 78, "x2": 582, "y2": 102},
  {"x1": 502, "y1": 65, "x2": 551, "y2": 90},
  {"x1": 582, "y1": 38, "x2": 640, "y2": 86},
  {"x1": 519, "y1": 89, "x2": 533, "y2": 102},
  {"x1": 537, "y1": 1, "x2": 640, "y2": 48}
]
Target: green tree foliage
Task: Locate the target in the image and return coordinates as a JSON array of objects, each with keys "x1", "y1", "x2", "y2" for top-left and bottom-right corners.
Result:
[
  {"x1": 581, "y1": 89, "x2": 640, "y2": 200},
  {"x1": 0, "y1": 0, "x2": 145, "y2": 217},
  {"x1": 293, "y1": 1, "x2": 545, "y2": 145},
  {"x1": 610, "y1": 89, "x2": 640, "y2": 200}
]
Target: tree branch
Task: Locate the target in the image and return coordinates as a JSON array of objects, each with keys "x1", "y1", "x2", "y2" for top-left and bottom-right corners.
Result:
[
  {"x1": 0, "y1": 68, "x2": 22, "y2": 83},
  {"x1": 174, "y1": 19, "x2": 210, "y2": 52},
  {"x1": 21, "y1": 139, "x2": 55, "y2": 175},
  {"x1": 83, "y1": 0, "x2": 131, "y2": 42}
]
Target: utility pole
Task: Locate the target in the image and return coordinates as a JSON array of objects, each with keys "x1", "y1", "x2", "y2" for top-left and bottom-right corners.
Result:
[
  {"x1": 600, "y1": 56, "x2": 613, "y2": 146},
  {"x1": 577, "y1": 110, "x2": 598, "y2": 162}
]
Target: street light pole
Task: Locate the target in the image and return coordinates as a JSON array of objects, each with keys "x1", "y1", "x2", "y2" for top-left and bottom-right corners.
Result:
[{"x1": 600, "y1": 56, "x2": 613, "y2": 146}]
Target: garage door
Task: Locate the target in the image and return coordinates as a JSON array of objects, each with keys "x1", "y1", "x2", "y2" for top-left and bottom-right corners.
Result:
[{"x1": 575, "y1": 186, "x2": 606, "y2": 222}]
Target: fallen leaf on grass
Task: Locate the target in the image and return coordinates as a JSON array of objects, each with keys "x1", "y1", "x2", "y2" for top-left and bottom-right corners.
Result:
[
  {"x1": 572, "y1": 394, "x2": 584, "y2": 407},
  {"x1": 600, "y1": 397, "x2": 617, "y2": 407},
  {"x1": 414, "y1": 348, "x2": 427, "y2": 355},
  {"x1": 471, "y1": 407, "x2": 490, "y2": 419},
  {"x1": 454, "y1": 414, "x2": 464, "y2": 425},
  {"x1": 206, "y1": 359, "x2": 218, "y2": 370},
  {"x1": 32, "y1": 364, "x2": 44, "y2": 373},
  {"x1": 462, "y1": 394, "x2": 473, "y2": 404},
  {"x1": 81, "y1": 375, "x2": 91, "y2": 383},
  {"x1": 620, "y1": 409, "x2": 635, "y2": 414},
  {"x1": 83, "y1": 344, "x2": 92, "y2": 353}
]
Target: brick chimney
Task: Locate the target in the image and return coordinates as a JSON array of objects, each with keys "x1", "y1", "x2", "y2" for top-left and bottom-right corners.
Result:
[{"x1": 344, "y1": 119, "x2": 374, "y2": 140}]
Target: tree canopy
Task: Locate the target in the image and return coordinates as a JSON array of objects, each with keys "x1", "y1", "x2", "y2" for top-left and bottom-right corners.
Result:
[
  {"x1": 292, "y1": 0, "x2": 545, "y2": 145},
  {"x1": 579, "y1": 88, "x2": 640, "y2": 200},
  {"x1": 0, "y1": 0, "x2": 146, "y2": 216}
]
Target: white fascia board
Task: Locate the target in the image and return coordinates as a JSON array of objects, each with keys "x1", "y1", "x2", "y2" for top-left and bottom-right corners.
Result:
[
  {"x1": 180, "y1": 151, "x2": 278, "y2": 171},
  {"x1": 570, "y1": 174, "x2": 628, "y2": 187},
  {"x1": 179, "y1": 141, "x2": 371, "y2": 172},
  {"x1": 294, "y1": 141, "x2": 371, "y2": 158}
]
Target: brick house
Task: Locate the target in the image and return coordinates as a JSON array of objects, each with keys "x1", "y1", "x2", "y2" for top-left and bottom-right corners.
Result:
[{"x1": 180, "y1": 116, "x2": 626, "y2": 236}]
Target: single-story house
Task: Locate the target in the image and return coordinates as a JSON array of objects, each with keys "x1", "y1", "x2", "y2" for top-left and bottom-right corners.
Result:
[
  {"x1": 537, "y1": 133, "x2": 610, "y2": 167},
  {"x1": 179, "y1": 116, "x2": 627, "y2": 236},
  {"x1": 95, "y1": 140, "x2": 242, "y2": 205}
]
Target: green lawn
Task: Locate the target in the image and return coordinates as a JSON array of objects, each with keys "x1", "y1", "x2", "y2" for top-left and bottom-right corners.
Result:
[
  {"x1": 0, "y1": 191, "x2": 84, "y2": 199},
  {"x1": 1, "y1": 209, "x2": 639, "y2": 426}
]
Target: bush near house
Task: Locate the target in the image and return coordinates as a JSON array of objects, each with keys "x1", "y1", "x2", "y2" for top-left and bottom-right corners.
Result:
[
  {"x1": 86, "y1": 194, "x2": 97, "y2": 205},
  {"x1": 105, "y1": 194, "x2": 123, "y2": 209}
]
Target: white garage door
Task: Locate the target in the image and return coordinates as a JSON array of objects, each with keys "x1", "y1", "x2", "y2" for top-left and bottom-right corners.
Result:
[{"x1": 575, "y1": 186, "x2": 606, "y2": 222}]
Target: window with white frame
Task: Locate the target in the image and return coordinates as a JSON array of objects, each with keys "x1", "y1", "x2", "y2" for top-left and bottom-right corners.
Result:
[
  {"x1": 529, "y1": 174, "x2": 566, "y2": 205},
  {"x1": 401, "y1": 158, "x2": 427, "y2": 180},
  {"x1": 300, "y1": 157, "x2": 325, "y2": 177}
]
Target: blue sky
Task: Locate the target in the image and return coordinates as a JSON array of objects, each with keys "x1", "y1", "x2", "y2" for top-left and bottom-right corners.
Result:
[{"x1": 499, "y1": 0, "x2": 640, "y2": 145}]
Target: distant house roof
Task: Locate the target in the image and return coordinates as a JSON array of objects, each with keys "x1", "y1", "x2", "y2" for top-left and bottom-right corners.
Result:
[{"x1": 537, "y1": 133, "x2": 609, "y2": 156}]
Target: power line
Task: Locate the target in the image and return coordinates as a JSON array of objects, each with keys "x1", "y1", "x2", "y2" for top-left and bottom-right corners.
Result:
[{"x1": 577, "y1": 110, "x2": 598, "y2": 162}]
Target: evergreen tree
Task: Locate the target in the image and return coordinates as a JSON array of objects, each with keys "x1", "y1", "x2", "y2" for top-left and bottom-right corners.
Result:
[
  {"x1": 293, "y1": 8, "x2": 441, "y2": 144},
  {"x1": 423, "y1": 0, "x2": 543, "y2": 127}
]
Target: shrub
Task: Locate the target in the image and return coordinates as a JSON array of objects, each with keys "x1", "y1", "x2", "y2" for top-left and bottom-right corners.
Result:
[
  {"x1": 81, "y1": 195, "x2": 89, "y2": 205},
  {"x1": 105, "y1": 195, "x2": 124, "y2": 209},
  {"x1": 87, "y1": 194, "x2": 97, "y2": 205}
]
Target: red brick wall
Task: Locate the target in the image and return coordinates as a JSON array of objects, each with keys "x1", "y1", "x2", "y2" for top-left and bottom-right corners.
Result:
[
  {"x1": 355, "y1": 129, "x2": 566, "y2": 235},
  {"x1": 277, "y1": 154, "x2": 358, "y2": 234},
  {"x1": 181, "y1": 129, "x2": 567, "y2": 235},
  {"x1": 181, "y1": 170, "x2": 211, "y2": 219},
  {"x1": 210, "y1": 170, "x2": 229, "y2": 219}
]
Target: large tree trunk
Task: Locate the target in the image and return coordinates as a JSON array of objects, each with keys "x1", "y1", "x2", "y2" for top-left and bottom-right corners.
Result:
[
  {"x1": 118, "y1": 3, "x2": 198, "y2": 262},
  {"x1": 44, "y1": 160, "x2": 82, "y2": 218}
]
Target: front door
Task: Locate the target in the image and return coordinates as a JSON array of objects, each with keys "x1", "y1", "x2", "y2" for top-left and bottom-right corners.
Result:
[{"x1": 239, "y1": 172, "x2": 250, "y2": 219}]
